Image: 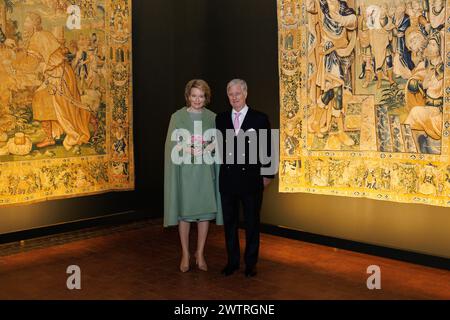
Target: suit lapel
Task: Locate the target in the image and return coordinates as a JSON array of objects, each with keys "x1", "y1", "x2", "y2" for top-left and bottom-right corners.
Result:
[
  {"x1": 240, "y1": 107, "x2": 252, "y2": 132},
  {"x1": 227, "y1": 110, "x2": 235, "y2": 130}
]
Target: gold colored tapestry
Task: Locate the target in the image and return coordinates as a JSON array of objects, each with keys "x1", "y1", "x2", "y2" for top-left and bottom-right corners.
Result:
[
  {"x1": 0, "y1": 0, "x2": 133, "y2": 205},
  {"x1": 278, "y1": 0, "x2": 450, "y2": 207}
]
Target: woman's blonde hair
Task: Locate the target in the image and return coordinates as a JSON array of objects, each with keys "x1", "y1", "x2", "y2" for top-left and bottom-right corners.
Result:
[{"x1": 184, "y1": 79, "x2": 211, "y2": 107}]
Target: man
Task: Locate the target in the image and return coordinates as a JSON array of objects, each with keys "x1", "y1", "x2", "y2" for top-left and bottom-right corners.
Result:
[
  {"x1": 392, "y1": 1, "x2": 415, "y2": 79},
  {"x1": 215, "y1": 79, "x2": 274, "y2": 277},
  {"x1": 11, "y1": 12, "x2": 91, "y2": 150},
  {"x1": 307, "y1": 0, "x2": 356, "y2": 148},
  {"x1": 369, "y1": 3, "x2": 396, "y2": 89},
  {"x1": 358, "y1": 2, "x2": 376, "y2": 88}
]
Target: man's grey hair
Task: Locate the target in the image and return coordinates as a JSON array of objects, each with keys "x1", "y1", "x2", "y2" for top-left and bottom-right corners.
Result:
[{"x1": 227, "y1": 79, "x2": 248, "y2": 94}]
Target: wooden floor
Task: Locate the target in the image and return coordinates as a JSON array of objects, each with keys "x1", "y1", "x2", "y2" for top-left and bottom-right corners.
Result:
[{"x1": 0, "y1": 219, "x2": 448, "y2": 300}]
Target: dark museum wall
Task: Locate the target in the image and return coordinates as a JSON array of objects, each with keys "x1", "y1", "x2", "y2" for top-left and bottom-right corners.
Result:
[
  {"x1": 0, "y1": 0, "x2": 449, "y2": 260},
  {"x1": 133, "y1": 0, "x2": 210, "y2": 218}
]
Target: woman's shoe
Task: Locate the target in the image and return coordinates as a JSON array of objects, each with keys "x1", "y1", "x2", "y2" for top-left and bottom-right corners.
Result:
[
  {"x1": 195, "y1": 252, "x2": 208, "y2": 272},
  {"x1": 180, "y1": 255, "x2": 190, "y2": 273}
]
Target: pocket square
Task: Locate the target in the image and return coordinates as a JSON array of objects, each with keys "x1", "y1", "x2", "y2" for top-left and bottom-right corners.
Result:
[{"x1": 247, "y1": 128, "x2": 256, "y2": 132}]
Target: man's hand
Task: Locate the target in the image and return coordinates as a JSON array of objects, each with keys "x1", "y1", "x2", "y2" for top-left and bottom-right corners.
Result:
[
  {"x1": 263, "y1": 178, "x2": 272, "y2": 188},
  {"x1": 320, "y1": 45, "x2": 336, "y2": 56},
  {"x1": 4, "y1": 39, "x2": 16, "y2": 49}
]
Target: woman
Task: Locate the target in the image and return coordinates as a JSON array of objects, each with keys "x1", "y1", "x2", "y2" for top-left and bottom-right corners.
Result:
[{"x1": 164, "y1": 79, "x2": 223, "y2": 273}]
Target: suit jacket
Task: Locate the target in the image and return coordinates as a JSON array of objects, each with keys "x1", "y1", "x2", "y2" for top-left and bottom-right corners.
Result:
[{"x1": 216, "y1": 107, "x2": 274, "y2": 195}]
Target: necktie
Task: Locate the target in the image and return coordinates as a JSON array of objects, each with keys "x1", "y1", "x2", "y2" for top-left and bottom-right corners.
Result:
[{"x1": 233, "y1": 112, "x2": 241, "y2": 134}]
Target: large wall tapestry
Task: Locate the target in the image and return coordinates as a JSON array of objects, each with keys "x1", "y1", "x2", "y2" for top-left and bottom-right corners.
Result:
[
  {"x1": 0, "y1": 0, "x2": 133, "y2": 205},
  {"x1": 278, "y1": 0, "x2": 450, "y2": 207}
]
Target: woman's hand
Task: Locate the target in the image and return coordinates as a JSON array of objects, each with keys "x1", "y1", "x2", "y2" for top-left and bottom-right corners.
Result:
[
  {"x1": 192, "y1": 146, "x2": 203, "y2": 157},
  {"x1": 204, "y1": 142, "x2": 216, "y2": 153}
]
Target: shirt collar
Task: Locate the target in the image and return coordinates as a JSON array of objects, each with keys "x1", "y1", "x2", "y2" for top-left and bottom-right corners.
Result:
[{"x1": 232, "y1": 105, "x2": 249, "y2": 117}]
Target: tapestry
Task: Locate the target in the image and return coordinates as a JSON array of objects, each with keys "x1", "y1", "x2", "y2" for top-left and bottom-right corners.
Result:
[
  {"x1": 0, "y1": 0, "x2": 133, "y2": 205},
  {"x1": 278, "y1": 0, "x2": 450, "y2": 207}
]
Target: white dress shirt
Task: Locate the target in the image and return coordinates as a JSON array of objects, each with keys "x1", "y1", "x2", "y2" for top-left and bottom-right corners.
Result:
[{"x1": 231, "y1": 105, "x2": 249, "y2": 133}]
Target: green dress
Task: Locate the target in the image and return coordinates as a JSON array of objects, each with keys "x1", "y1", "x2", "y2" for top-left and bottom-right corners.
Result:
[{"x1": 164, "y1": 107, "x2": 223, "y2": 227}]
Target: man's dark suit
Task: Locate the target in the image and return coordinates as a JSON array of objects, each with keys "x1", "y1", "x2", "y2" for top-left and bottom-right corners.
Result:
[{"x1": 215, "y1": 107, "x2": 273, "y2": 275}]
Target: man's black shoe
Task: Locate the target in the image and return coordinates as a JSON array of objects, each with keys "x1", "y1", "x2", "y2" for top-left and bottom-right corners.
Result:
[
  {"x1": 244, "y1": 267, "x2": 257, "y2": 278},
  {"x1": 221, "y1": 265, "x2": 239, "y2": 276}
]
